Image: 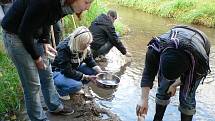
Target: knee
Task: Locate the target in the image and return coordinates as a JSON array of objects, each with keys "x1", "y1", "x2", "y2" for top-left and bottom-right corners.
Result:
[
  {"x1": 68, "y1": 82, "x2": 82, "y2": 93},
  {"x1": 155, "y1": 97, "x2": 170, "y2": 106}
]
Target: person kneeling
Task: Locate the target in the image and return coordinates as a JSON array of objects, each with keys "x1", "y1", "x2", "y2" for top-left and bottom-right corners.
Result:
[
  {"x1": 89, "y1": 10, "x2": 131, "y2": 59},
  {"x1": 52, "y1": 26, "x2": 102, "y2": 100}
]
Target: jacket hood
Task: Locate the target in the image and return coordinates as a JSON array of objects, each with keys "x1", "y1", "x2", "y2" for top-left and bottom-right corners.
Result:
[{"x1": 94, "y1": 14, "x2": 113, "y2": 26}]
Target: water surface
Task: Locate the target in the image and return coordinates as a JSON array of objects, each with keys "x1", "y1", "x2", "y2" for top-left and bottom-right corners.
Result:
[{"x1": 90, "y1": 5, "x2": 215, "y2": 121}]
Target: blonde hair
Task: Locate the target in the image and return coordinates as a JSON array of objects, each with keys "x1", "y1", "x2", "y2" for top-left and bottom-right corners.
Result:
[{"x1": 68, "y1": 26, "x2": 93, "y2": 59}]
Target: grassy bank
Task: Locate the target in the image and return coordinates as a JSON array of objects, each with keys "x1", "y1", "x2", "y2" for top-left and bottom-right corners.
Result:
[
  {"x1": 112, "y1": 0, "x2": 215, "y2": 28},
  {"x1": 0, "y1": 42, "x2": 23, "y2": 120},
  {"x1": 64, "y1": 0, "x2": 124, "y2": 35},
  {"x1": 63, "y1": 0, "x2": 106, "y2": 34}
]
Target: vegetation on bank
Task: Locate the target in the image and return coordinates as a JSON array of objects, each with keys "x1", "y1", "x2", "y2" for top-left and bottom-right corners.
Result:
[
  {"x1": 0, "y1": 43, "x2": 23, "y2": 120},
  {"x1": 64, "y1": 0, "x2": 124, "y2": 35},
  {"x1": 112, "y1": 0, "x2": 215, "y2": 27}
]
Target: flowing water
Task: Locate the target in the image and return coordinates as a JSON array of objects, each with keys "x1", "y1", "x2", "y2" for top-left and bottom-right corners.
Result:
[{"x1": 90, "y1": 5, "x2": 215, "y2": 121}]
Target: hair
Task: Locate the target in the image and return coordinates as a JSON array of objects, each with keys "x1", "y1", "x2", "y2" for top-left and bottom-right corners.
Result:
[
  {"x1": 107, "y1": 10, "x2": 117, "y2": 19},
  {"x1": 64, "y1": 0, "x2": 94, "y2": 19},
  {"x1": 67, "y1": 26, "x2": 93, "y2": 59}
]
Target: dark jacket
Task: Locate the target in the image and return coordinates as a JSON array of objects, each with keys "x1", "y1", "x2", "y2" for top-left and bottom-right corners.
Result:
[
  {"x1": 89, "y1": 13, "x2": 127, "y2": 55},
  {"x1": 52, "y1": 39, "x2": 97, "y2": 81},
  {"x1": 1, "y1": 0, "x2": 69, "y2": 60},
  {"x1": 141, "y1": 25, "x2": 210, "y2": 88}
]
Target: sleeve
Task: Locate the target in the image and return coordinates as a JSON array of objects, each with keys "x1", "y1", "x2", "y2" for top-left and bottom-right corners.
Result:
[
  {"x1": 141, "y1": 47, "x2": 160, "y2": 88},
  {"x1": 106, "y1": 25, "x2": 127, "y2": 55},
  {"x1": 83, "y1": 49, "x2": 97, "y2": 68},
  {"x1": 38, "y1": 25, "x2": 51, "y2": 43},
  {"x1": 57, "y1": 49, "x2": 83, "y2": 81},
  {"x1": 18, "y1": 0, "x2": 50, "y2": 60}
]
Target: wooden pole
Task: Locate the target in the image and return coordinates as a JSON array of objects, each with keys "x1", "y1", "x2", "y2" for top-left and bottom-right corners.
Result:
[
  {"x1": 50, "y1": 25, "x2": 56, "y2": 49},
  {"x1": 72, "y1": 15, "x2": 77, "y2": 28}
]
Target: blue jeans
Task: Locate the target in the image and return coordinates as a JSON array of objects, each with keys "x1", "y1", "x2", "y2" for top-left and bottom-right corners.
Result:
[
  {"x1": 156, "y1": 72, "x2": 201, "y2": 115},
  {"x1": 3, "y1": 31, "x2": 63, "y2": 121},
  {"x1": 53, "y1": 64, "x2": 96, "y2": 96}
]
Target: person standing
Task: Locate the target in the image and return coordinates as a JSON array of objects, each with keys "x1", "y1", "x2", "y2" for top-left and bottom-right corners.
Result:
[
  {"x1": 136, "y1": 25, "x2": 210, "y2": 121},
  {"x1": 1, "y1": 0, "x2": 93, "y2": 120}
]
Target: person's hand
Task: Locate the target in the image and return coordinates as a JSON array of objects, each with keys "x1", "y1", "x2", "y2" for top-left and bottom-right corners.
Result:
[
  {"x1": 35, "y1": 56, "x2": 46, "y2": 70},
  {"x1": 88, "y1": 75, "x2": 97, "y2": 83},
  {"x1": 83, "y1": 75, "x2": 97, "y2": 83},
  {"x1": 136, "y1": 99, "x2": 148, "y2": 118},
  {"x1": 167, "y1": 80, "x2": 181, "y2": 97},
  {"x1": 44, "y1": 44, "x2": 57, "y2": 60},
  {"x1": 167, "y1": 85, "x2": 177, "y2": 97},
  {"x1": 125, "y1": 52, "x2": 132, "y2": 57},
  {"x1": 92, "y1": 66, "x2": 102, "y2": 73}
]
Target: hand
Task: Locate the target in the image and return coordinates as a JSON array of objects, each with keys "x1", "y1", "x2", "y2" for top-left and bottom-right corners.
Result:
[
  {"x1": 125, "y1": 52, "x2": 132, "y2": 57},
  {"x1": 167, "y1": 85, "x2": 177, "y2": 97},
  {"x1": 44, "y1": 44, "x2": 57, "y2": 60},
  {"x1": 35, "y1": 56, "x2": 46, "y2": 70},
  {"x1": 92, "y1": 66, "x2": 102, "y2": 73},
  {"x1": 83, "y1": 75, "x2": 97, "y2": 83},
  {"x1": 136, "y1": 99, "x2": 148, "y2": 117},
  {"x1": 88, "y1": 75, "x2": 97, "y2": 83}
]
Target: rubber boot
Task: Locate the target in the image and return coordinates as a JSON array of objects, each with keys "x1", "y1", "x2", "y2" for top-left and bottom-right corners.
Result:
[
  {"x1": 153, "y1": 104, "x2": 167, "y2": 121},
  {"x1": 181, "y1": 113, "x2": 193, "y2": 121}
]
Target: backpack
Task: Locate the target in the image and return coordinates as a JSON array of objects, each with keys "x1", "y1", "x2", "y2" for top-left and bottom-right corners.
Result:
[{"x1": 148, "y1": 25, "x2": 211, "y2": 77}]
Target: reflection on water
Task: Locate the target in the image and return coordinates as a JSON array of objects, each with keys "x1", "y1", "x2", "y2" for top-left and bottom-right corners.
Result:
[
  {"x1": 90, "y1": 83, "x2": 117, "y2": 100},
  {"x1": 90, "y1": 4, "x2": 215, "y2": 121}
]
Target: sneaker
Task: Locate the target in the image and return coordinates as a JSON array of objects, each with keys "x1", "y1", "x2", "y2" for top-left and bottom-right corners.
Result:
[
  {"x1": 75, "y1": 89, "x2": 85, "y2": 95},
  {"x1": 59, "y1": 95, "x2": 70, "y2": 100},
  {"x1": 95, "y1": 55, "x2": 107, "y2": 62},
  {"x1": 51, "y1": 107, "x2": 74, "y2": 116}
]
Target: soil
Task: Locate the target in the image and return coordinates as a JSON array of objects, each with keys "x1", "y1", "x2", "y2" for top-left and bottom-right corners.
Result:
[
  {"x1": 17, "y1": 85, "x2": 121, "y2": 121},
  {"x1": 46, "y1": 86, "x2": 121, "y2": 121},
  {"x1": 15, "y1": 59, "x2": 121, "y2": 121}
]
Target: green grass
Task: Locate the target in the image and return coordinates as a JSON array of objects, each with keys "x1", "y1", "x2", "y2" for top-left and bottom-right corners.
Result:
[
  {"x1": 112, "y1": 0, "x2": 215, "y2": 27},
  {"x1": 63, "y1": 0, "x2": 107, "y2": 35},
  {"x1": 64, "y1": 0, "x2": 125, "y2": 35},
  {"x1": 0, "y1": 42, "x2": 23, "y2": 120}
]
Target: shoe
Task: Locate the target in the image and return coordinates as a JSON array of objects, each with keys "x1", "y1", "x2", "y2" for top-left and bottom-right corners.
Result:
[
  {"x1": 59, "y1": 95, "x2": 70, "y2": 100},
  {"x1": 75, "y1": 89, "x2": 85, "y2": 95},
  {"x1": 51, "y1": 107, "x2": 74, "y2": 116},
  {"x1": 95, "y1": 55, "x2": 107, "y2": 62}
]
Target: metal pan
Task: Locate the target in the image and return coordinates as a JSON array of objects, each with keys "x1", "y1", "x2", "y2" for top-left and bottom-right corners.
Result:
[{"x1": 96, "y1": 72, "x2": 120, "y2": 89}]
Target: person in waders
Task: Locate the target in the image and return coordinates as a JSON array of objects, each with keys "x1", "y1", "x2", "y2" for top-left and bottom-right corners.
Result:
[{"x1": 136, "y1": 25, "x2": 210, "y2": 121}]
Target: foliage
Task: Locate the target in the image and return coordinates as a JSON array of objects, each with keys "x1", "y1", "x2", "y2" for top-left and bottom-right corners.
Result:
[
  {"x1": 63, "y1": 0, "x2": 124, "y2": 36},
  {"x1": 0, "y1": 42, "x2": 23, "y2": 120},
  {"x1": 63, "y1": 0, "x2": 107, "y2": 36},
  {"x1": 112, "y1": 0, "x2": 215, "y2": 27}
]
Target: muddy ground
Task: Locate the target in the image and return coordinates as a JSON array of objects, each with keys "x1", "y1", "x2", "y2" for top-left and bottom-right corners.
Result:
[{"x1": 17, "y1": 86, "x2": 121, "y2": 121}]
